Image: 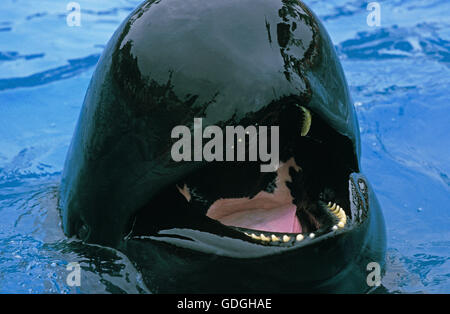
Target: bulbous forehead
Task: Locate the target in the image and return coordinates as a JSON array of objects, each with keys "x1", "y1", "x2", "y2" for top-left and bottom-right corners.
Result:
[
  {"x1": 115, "y1": 0, "x2": 315, "y2": 117},
  {"x1": 108, "y1": 0, "x2": 359, "y2": 157}
]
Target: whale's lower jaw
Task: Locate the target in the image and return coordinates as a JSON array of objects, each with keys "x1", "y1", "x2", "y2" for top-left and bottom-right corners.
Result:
[
  {"x1": 120, "y1": 174, "x2": 386, "y2": 293},
  {"x1": 120, "y1": 211, "x2": 385, "y2": 293}
]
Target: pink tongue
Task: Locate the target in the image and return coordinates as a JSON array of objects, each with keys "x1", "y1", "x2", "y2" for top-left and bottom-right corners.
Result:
[{"x1": 218, "y1": 204, "x2": 302, "y2": 234}]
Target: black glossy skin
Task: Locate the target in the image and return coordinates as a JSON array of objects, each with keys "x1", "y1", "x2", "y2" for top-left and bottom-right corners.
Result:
[{"x1": 59, "y1": 0, "x2": 386, "y2": 293}]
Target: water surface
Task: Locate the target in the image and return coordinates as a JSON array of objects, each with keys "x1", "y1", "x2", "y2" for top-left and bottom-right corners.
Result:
[{"x1": 0, "y1": 0, "x2": 449, "y2": 293}]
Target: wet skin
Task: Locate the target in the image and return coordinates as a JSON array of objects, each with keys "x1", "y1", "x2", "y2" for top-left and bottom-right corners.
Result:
[{"x1": 59, "y1": 0, "x2": 386, "y2": 293}]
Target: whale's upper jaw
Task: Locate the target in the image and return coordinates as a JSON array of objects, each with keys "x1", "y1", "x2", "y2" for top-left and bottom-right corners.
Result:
[{"x1": 127, "y1": 103, "x2": 364, "y2": 253}]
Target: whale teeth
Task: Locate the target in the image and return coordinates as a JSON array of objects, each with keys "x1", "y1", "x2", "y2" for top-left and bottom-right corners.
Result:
[
  {"x1": 243, "y1": 224, "x2": 350, "y2": 244},
  {"x1": 300, "y1": 106, "x2": 312, "y2": 136},
  {"x1": 327, "y1": 202, "x2": 347, "y2": 228},
  {"x1": 245, "y1": 232, "x2": 299, "y2": 243},
  {"x1": 260, "y1": 234, "x2": 270, "y2": 242},
  {"x1": 244, "y1": 233, "x2": 314, "y2": 243}
]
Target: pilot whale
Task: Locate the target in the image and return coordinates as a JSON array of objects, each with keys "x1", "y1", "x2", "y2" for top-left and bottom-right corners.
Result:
[{"x1": 59, "y1": 0, "x2": 386, "y2": 293}]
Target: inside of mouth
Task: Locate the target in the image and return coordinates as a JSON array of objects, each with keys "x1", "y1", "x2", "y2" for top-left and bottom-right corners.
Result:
[{"x1": 205, "y1": 158, "x2": 303, "y2": 234}]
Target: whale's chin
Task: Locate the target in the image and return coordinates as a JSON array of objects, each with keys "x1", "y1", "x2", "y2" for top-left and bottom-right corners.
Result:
[{"x1": 129, "y1": 105, "x2": 359, "y2": 247}]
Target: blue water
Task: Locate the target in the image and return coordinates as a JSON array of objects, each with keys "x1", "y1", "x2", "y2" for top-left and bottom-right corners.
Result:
[{"x1": 0, "y1": 0, "x2": 448, "y2": 294}]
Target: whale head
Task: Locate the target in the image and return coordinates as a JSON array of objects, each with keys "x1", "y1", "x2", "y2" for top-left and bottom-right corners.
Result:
[{"x1": 59, "y1": 0, "x2": 386, "y2": 293}]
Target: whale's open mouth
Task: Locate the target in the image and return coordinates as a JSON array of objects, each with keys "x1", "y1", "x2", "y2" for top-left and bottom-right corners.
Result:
[
  {"x1": 206, "y1": 158, "x2": 304, "y2": 235},
  {"x1": 129, "y1": 103, "x2": 359, "y2": 246},
  {"x1": 203, "y1": 157, "x2": 347, "y2": 243}
]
